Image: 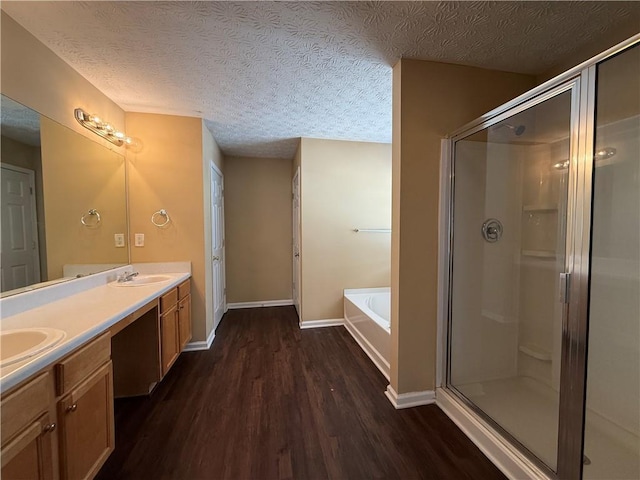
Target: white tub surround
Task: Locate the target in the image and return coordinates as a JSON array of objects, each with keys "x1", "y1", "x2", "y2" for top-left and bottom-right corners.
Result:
[
  {"x1": 0, "y1": 263, "x2": 191, "y2": 392},
  {"x1": 343, "y1": 287, "x2": 391, "y2": 380}
]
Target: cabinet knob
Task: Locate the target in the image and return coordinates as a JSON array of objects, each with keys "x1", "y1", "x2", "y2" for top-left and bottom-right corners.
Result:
[
  {"x1": 66, "y1": 403, "x2": 78, "y2": 413},
  {"x1": 43, "y1": 423, "x2": 56, "y2": 433}
]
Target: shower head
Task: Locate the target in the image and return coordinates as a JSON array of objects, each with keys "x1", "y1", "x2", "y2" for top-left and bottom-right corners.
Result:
[
  {"x1": 494, "y1": 122, "x2": 526, "y2": 136},
  {"x1": 503, "y1": 123, "x2": 526, "y2": 136}
]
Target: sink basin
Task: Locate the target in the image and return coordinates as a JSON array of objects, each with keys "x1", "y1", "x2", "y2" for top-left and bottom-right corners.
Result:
[
  {"x1": 1, "y1": 328, "x2": 66, "y2": 367},
  {"x1": 111, "y1": 274, "x2": 173, "y2": 287}
]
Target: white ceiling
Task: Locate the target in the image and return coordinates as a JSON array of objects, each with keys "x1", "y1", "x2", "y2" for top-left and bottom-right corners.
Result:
[{"x1": 3, "y1": 1, "x2": 639, "y2": 159}]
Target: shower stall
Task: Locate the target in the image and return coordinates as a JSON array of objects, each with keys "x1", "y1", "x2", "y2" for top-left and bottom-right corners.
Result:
[{"x1": 439, "y1": 37, "x2": 639, "y2": 479}]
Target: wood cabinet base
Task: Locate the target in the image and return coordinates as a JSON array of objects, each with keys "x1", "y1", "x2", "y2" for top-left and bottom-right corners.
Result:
[
  {"x1": 1, "y1": 413, "x2": 55, "y2": 480},
  {"x1": 58, "y1": 362, "x2": 114, "y2": 480}
]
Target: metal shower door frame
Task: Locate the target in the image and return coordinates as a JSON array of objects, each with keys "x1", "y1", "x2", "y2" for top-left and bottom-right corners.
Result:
[
  {"x1": 438, "y1": 35, "x2": 640, "y2": 480},
  {"x1": 444, "y1": 76, "x2": 581, "y2": 479}
]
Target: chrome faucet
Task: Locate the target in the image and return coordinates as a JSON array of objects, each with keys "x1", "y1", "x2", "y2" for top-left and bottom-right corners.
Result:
[{"x1": 117, "y1": 271, "x2": 139, "y2": 283}]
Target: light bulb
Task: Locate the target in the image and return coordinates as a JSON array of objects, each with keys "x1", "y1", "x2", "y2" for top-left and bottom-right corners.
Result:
[
  {"x1": 594, "y1": 147, "x2": 616, "y2": 160},
  {"x1": 114, "y1": 131, "x2": 125, "y2": 139},
  {"x1": 553, "y1": 160, "x2": 569, "y2": 170}
]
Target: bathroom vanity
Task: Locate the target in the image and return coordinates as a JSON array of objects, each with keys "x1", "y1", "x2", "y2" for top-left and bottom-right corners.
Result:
[{"x1": 0, "y1": 267, "x2": 192, "y2": 480}]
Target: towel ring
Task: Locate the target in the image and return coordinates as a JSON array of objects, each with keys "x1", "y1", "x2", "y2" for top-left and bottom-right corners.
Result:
[
  {"x1": 81, "y1": 209, "x2": 101, "y2": 227},
  {"x1": 151, "y1": 209, "x2": 170, "y2": 227}
]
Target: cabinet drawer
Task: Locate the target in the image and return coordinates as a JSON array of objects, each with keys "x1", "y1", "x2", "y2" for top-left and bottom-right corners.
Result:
[
  {"x1": 1, "y1": 373, "x2": 51, "y2": 446},
  {"x1": 55, "y1": 333, "x2": 110, "y2": 396},
  {"x1": 159, "y1": 288, "x2": 178, "y2": 313},
  {"x1": 178, "y1": 279, "x2": 191, "y2": 300}
]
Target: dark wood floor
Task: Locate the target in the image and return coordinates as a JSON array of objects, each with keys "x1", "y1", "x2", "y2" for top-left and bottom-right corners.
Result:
[{"x1": 96, "y1": 306, "x2": 504, "y2": 480}]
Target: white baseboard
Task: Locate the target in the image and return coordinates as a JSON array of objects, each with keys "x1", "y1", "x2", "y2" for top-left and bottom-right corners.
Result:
[
  {"x1": 385, "y1": 385, "x2": 436, "y2": 409},
  {"x1": 299, "y1": 318, "x2": 344, "y2": 329},
  {"x1": 436, "y1": 387, "x2": 547, "y2": 479},
  {"x1": 183, "y1": 327, "x2": 216, "y2": 352},
  {"x1": 227, "y1": 299, "x2": 293, "y2": 309}
]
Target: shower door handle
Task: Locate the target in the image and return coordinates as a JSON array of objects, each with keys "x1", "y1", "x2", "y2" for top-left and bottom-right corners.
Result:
[{"x1": 559, "y1": 273, "x2": 571, "y2": 304}]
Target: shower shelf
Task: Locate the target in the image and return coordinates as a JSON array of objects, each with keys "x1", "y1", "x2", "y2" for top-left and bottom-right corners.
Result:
[
  {"x1": 521, "y1": 250, "x2": 556, "y2": 259},
  {"x1": 519, "y1": 344, "x2": 552, "y2": 362},
  {"x1": 523, "y1": 204, "x2": 558, "y2": 213}
]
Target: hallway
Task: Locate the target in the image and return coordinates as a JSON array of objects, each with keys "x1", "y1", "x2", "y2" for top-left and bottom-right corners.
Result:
[{"x1": 97, "y1": 306, "x2": 504, "y2": 479}]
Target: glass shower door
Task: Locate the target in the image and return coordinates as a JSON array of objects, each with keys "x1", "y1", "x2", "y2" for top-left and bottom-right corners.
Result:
[
  {"x1": 448, "y1": 85, "x2": 576, "y2": 472},
  {"x1": 583, "y1": 44, "x2": 640, "y2": 480}
]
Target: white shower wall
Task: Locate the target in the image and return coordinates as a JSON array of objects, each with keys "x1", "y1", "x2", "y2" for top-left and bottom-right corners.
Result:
[
  {"x1": 451, "y1": 137, "x2": 567, "y2": 391},
  {"x1": 450, "y1": 140, "x2": 526, "y2": 385},
  {"x1": 586, "y1": 116, "x2": 640, "y2": 440}
]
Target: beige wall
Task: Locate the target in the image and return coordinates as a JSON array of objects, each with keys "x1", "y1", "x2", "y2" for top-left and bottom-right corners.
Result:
[
  {"x1": 300, "y1": 138, "x2": 392, "y2": 322},
  {"x1": 225, "y1": 156, "x2": 293, "y2": 303},
  {"x1": 202, "y1": 123, "x2": 224, "y2": 173},
  {"x1": 292, "y1": 139, "x2": 301, "y2": 176},
  {"x1": 1, "y1": 136, "x2": 39, "y2": 171},
  {"x1": 1, "y1": 12, "x2": 124, "y2": 152},
  {"x1": 40, "y1": 116, "x2": 128, "y2": 279},
  {"x1": 3, "y1": 13, "x2": 224, "y2": 343},
  {"x1": 126, "y1": 113, "x2": 209, "y2": 342},
  {"x1": 2, "y1": 11, "x2": 130, "y2": 283},
  {"x1": 391, "y1": 59, "x2": 536, "y2": 394}
]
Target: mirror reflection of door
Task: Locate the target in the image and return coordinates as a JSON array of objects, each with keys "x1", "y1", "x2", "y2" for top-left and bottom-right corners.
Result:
[
  {"x1": 1, "y1": 164, "x2": 41, "y2": 291},
  {"x1": 211, "y1": 163, "x2": 225, "y2": 330}
]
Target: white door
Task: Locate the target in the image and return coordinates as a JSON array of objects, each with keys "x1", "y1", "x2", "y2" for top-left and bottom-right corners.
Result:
[
  {"x1": 211, "y1": 164, "x2": 225, "y2": 330},
  {"x1": 292, "y1": 168, "x2": 301, "y2": 319},
  {"x1": 1, "y1": 165, "x2": 40, "y2": 292}
]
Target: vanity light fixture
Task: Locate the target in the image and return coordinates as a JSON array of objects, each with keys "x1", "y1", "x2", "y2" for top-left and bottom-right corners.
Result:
[
  {"x1": 74, "y1": 108, "x2": 134, "y2": 147},
  {"x1": 552, "y1": 147, "x2": 617, "y2": 171},
  {"x1": 594, "y1": 146, "x2": 616, "y2": 160},
  {"x1": 553, "y1": 160, "x2": 570, "y2": 170}
]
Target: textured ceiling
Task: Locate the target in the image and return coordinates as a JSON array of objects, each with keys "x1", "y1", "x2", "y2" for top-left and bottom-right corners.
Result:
[
  {"x1": 3, "y1": 1, "x2": 639, "y2": 158},
  {"x1": 1, "y1": 96, "x2": 41, "y2": 147}
]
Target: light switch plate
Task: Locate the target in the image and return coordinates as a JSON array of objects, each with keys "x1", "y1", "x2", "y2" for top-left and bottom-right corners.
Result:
[
  {"x1": 114, "y1": 233, "x2": 125, "y2": 248},
  {"x1": 134, "y1": 233, "x2": 145, "y2": 247}
]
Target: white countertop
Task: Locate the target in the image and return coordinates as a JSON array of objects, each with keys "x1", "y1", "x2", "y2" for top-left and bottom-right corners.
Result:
[{"x1": 0, "y1": 265, "x2": 190, "y2": 393}]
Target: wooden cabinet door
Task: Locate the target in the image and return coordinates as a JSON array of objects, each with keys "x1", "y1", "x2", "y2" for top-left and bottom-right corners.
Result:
[
  {"x1": 178, "y1": 294, "x2": 192, "y2": 351},
  {"x1": 58, "y1": 362, "x2": 114, "y2": 480},
  {"x1": 161, "y1": 305, "x2": 179, "y2": 375},
  {"x1": 1, "y1": 413, "x2": 55, "y2": 480}
]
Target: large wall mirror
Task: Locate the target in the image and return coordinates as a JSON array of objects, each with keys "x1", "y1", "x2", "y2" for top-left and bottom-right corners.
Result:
[{"x1": 1, "y1": 95, "x2": 129, "y2": 297}]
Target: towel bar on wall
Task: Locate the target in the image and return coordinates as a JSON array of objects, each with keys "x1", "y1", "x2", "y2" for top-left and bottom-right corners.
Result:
[{"x1": 353, "y1": 228, "x2": 391, "y2": 233}]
